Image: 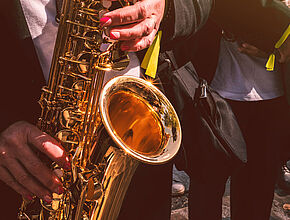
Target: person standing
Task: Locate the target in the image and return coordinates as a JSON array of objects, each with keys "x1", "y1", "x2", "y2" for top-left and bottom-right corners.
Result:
[
  {"x1": 168, "y1": 0, "x2": 290, "y2": 219},
  {"x1": 0, "y1": 0, "x2": 213, "y2": 219}
]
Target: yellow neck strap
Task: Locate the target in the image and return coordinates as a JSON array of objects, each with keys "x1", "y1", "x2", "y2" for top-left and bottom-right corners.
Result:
[{"x1": 141, "y1": 31, "x2": 162, "y2": 78}]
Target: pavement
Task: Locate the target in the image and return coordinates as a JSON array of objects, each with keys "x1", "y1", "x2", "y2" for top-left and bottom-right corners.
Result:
[{"x1": 171, "y1": 166, "x2": 290, "y2": 220}]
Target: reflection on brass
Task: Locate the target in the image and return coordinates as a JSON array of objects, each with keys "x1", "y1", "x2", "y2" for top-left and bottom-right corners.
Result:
[
  {"x1": 56, "y1": 130, "x2": 80, "y2": 152},
  {"x1": 41, "y1": 193, "x2": 63, "y2": 212},
  {"x1": 60, "y1": 107, "x2": 82, "y2": 129},
  {"x1": 111, "y1": 46, "x2": 130, "y2": 71},
  {"x1": 77, "y1": 52, "x2": 91, "y2": 73},
  {"x1": 108, "y1": 91, "x2": 162, "y2": 156},
  {"x1": 100, "y1": 76, "x2": 180, "y2": 165},
  {"x1": 18, "y1": 0, "x2": 181, "y2": 219},
  {"x1": 83, "y1": 31, "x2": 103, "y2": 50},
  {"x1": 101, "y1": 0, "x2": 112, "y2": 9},
  {"x1": 72, "y1": 81, "x2": 85, "y2": 100},
  {"x1": 88, "y1": 1, "x2": 106, "y2": 22},
  {"x1": 111, "y1": 54, "x2": 130, "y2": 71}
]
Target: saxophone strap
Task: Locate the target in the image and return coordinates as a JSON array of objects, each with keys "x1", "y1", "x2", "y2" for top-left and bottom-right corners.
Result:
[{"x1": 141, "y1": 31, "x2": 162, "y2": 79}]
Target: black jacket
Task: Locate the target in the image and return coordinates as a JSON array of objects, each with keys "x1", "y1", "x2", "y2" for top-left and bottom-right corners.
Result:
[
  {"x1": 173, "y1": 0, "x2": 290, "y2": 82},
  {"x1": 0, "y1": 0, "x2": 213, "y2": 218},
  {"x1": 0, "y1": 0, "x2": 213, "y2": 132},
  {"x1": 158, "y1": 0, "x2": 290, "y2": 177}
]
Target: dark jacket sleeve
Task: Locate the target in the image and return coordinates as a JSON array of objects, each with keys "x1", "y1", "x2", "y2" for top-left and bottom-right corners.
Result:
[
  {"x1": 160, "y1": 0, "x2": 213, "y2": 50},
  {"x1": 0, "y1": 0, "x2": 45, "y2": 133},
  {"x1": 211, "y1": 0, "x2": 290, "y2": 53}
]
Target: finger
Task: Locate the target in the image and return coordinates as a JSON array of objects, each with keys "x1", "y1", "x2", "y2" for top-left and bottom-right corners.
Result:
[
  {"x1": 101, "y1": 2, "x2": 149, "y2": 26},
  {"x1": 238, "y1": 48, "x2": 257, "y2": 57},
  {"x1": 240, "y1": 43, "x2": 258, "y2": 50},
  {"x1": 109, "y1": 17, "x2": 156, "y2": 40},
  {"x1": 120, "y1": 28, "x2": 157, "y2": 51},
  {"x1": 0, "y1": 166, "x2": 32, "y2": 200},
  {"x1": 238, "y1": 45, "x2": 268, "y2": 58},
  {"x1": 1, "y1": 121, "x2": 70, "y2": 170},
  {"x1": 16, "y1": 143, "x2": 64, "y2": 195},
  {"x1": 237, "y1": 47, "x2": 252, "y2": 54},
  {"x1": 4, "y1": 158, "x2": 53, "y2": 203},
  {"x1": 24, "y1": 123, "x2": 71, "y2": 170}
]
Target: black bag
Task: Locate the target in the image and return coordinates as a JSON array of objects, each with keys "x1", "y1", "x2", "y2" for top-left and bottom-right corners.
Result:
[{"x1": 158, "y1": 51, "x2": 247, "y2": 182}]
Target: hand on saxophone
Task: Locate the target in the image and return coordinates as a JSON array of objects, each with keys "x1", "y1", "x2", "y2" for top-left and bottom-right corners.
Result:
[
  {"x1": 100, "y1": 0, "x2": 165, "y2": 51},
  {"x1": 0, "y1": 121, "x2": 70, "y2": 203}
]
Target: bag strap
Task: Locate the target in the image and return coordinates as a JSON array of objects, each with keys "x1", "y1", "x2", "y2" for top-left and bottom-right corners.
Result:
[{"x1": 158, "y1": 50, "x2": 179, "y2": 72}]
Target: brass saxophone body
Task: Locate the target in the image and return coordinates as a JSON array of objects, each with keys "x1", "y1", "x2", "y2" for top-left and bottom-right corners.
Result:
[{"x1": 18, "y1": 0, "x2": 181, "y2": 219}]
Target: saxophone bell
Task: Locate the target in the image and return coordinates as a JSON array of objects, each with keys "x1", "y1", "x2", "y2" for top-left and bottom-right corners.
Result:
[{"x1": 85, "y1": 76, "x2": 181, "y2": 220}]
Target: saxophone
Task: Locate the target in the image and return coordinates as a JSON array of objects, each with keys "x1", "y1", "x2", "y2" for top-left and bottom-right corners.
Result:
[{"x1": 18, "y1": 0, "x2": 181, "y2": 219}]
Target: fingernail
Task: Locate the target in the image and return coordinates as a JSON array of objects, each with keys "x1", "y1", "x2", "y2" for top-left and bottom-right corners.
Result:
[
  {"x1": 121, "y1": 45, "x2": 129, "y2": 51},
  {"x1": 110, "y1": 32, "x2": 120, "y2": 40},
  {"x1": 63, "y1": 157, "x2": 71, "y2": 170},
  {"x1": 64, "y1": 161, "x2": 71, "y2": 170},
  {"x1": 43, "y1": 195, "x2": 52, "y2": 204},
  {"x1": 100, "y1": 17, "x2": 112, "y2": 26},
  {"x1": 56, "y1": 185, "x2": 64, "y2": 195}
]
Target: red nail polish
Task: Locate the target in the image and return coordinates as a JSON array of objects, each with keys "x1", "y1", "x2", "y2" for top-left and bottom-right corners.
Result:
[
  {"x1": 110, "y1": 32, "x2": 120, "y2": 40},
  {"x1": 57, "y1": 186, "x2": 64, "y2": 195},
  {"x1": 43, "y1": 195, "x2": 52, "y2": 204},
  {"x1": 100, "y1": 17, "x2": 112, "y2": 26},
  {"x1": 64, "y1": 161, "x2": 71, "y2": 170},
  {"x1": 54, "y1": 176, "x2": 61, "y2": 184},
  {"x1": 63, "y1": 156, "x2": 71, "y2": 170}
]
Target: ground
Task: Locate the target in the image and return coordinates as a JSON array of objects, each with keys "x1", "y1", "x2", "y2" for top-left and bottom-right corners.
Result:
[{"x1": 171, "y1": 166, "x2": 290, "y2": 220}]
